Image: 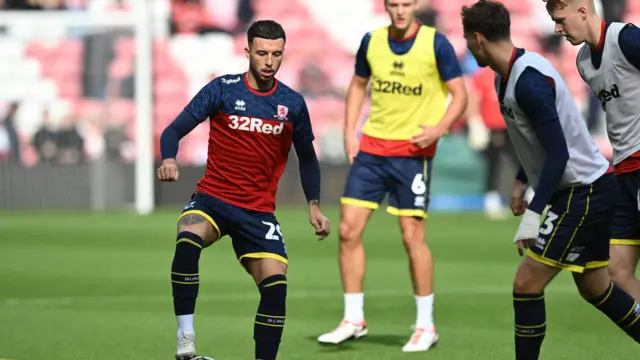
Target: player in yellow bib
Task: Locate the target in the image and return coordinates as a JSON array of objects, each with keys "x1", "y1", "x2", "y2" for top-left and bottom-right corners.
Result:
[{"x1": 316, "y1": 0, "x2": 468, "y2": 352}]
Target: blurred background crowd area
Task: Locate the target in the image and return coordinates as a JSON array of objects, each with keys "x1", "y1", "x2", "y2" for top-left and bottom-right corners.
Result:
[{"x1": 0, "y1": 0, "x2": 634, "y2": 169}]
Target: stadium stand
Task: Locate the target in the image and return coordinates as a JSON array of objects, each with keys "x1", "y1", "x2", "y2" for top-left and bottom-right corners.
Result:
[{"x1": 1, "y1": 0, "x2": 638, "y2": 167}]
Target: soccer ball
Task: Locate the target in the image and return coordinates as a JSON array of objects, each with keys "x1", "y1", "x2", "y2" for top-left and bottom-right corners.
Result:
[{"x1": 191, "y1": 357, "x2": 214, "y2": 360}]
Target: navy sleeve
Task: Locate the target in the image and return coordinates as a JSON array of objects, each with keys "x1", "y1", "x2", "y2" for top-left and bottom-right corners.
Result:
[
  {"x1": 618, "y1": 24, "x2": 640, "y2": 71},
  {"x1": 515, "y1": 67, "x2": 569, "y2": 215},
  {"x1": 434, "y1": 32, "x2": 463, "y2": 82},
  {"x1": 293, "y1": 99, "x2": 315, "y2": 144},
  {"x1": 184, "y1": 78, "x2": 222, "y2": 122},
  {"x1": 355, "y1": 33, "x2": 372, "y2": 78},
  {"x1": 293, "y1": 98, "x2": 320, "y2": 202},
  {"x1": 160, "y1": 110, "x2": 201, "y2": 160}
]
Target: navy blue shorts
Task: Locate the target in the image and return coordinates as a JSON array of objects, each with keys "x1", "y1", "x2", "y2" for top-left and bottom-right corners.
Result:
[
  {"x1": 179, "y1": 193, "x2": 287, "y2": 267},
  {"x1": 527, "y1": 173, "x2": 616, "y2": 273},
  {"x1": 340, "y1": 152, "x2": 433, "y2": 218},
  {"x1": 610, "y1": 170, "x2": 640, "y2": 246}
]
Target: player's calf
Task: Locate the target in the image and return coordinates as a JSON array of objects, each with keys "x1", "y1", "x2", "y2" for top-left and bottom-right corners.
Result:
[
  {"x1": 609, "y1": 245, "x2": 640, "y2": 300},
  {"x1": 512, "y1": 257, "x2": 560, "y2": 360},
  {"x1": 172, "y1": 213, "x2": 219, "y2": 359},
  {"x1": 245, "y1": 258, "x2": 288, "y2": 360},
  {"x1": 399, "y1": 216, "x2": 437, "y2": 352},
  {"x1": 573, "y1": 268, "x2": 640, "y2": 342}
]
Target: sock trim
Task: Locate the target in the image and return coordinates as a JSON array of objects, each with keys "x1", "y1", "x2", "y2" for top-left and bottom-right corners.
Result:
[
  {"x1": 594, "y1": 282, "x2": 615, "y2": 307},
  {"x1": 255, "y1": 321, "x2": 285, "y2": 328},
  {"x1": 618, "y1": 301, "x2": 638, "y2": 324},
  {"x1": 176, "y1": 231, "x2": 205, "y2": 247},
  {"x1": 515, "y1": 322, "x2": 546, "y2": 329},
  {"x1": 257, "y1": 313, "x2": 285, "y2": 319},
  {"x1": 625, "y1": 312, "x2": 640, "y2": 329},
  {"x1": 171, "y1": 272, "x2": 198, "y2": 276},
  {"x1": 513, "y1": 293, "x2": 545, "y2": 301},
  {"x1": 515, "y1": 332, "x2": 546, "y2": 338},
  {"x1": 258, "y1": 274, "x2": 287, "y2": 288},
  {"x1": 177, "y1": 238, "x2": 202, "y2": 249}
]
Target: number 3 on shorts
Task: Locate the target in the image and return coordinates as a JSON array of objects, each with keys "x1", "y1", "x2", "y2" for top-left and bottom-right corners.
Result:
[
  {"x1": 411, "y1": 173, "x2": 426, "y2": 195},
  {"x1": 539, "y1": 210, "x2": 559, "y2": 236},
  {"x1": 262, "y1": 221, "x2": 284, "y2": 241}
]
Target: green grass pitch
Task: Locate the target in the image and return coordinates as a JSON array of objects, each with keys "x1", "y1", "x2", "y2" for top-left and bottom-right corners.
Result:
[{"x1": 0, "y1": 208, "x2": 637, "y2": 359}]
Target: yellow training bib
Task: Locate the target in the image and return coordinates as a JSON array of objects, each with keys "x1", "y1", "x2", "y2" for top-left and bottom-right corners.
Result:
[{"x1": 363, "y1": 25, "x2": 448, "y2": 140}]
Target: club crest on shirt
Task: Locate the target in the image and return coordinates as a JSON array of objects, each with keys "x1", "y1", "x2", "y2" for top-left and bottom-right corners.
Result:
[{"x1": 274, "y1": 105, "x2": 288, "y2": 121}]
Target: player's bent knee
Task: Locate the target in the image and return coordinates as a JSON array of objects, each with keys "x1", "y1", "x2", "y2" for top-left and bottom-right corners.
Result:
[
  {"x1": 513, "y1": 257, "x2": 558, "y2": 294},
  {"x1": 178, "y1": 213, "x2": 219, "y2": 246},
  {"x1": 244, "y1": 257, "x2": 288, "y2": 285},
  {"x1": 608, "y1": 263, "x2": 636, "y2": 284},
  {"x1": 573, "y1": 268, "x2": 611, "y2": 301}
]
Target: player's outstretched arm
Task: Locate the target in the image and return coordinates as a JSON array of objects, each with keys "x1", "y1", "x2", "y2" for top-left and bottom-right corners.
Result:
[
  {"x1": 344, "y1": 33, "x2": 372, "y2": 164},
  {"x1": 410, "y1": 33, "x2": 468, "y2": 148},
  {"x1": 294, "y1": 140, "x2": 330, "y2": 240},
  {"x1": 158, "y1": 78, "x2": 222, "y2": 182},
  {"x1": 293, "y1": 99, "x2": 330, "y2": 240},
  {"x1": 512, "y1": 67, "x2": 569, "y2": 255},
  {"x1": 344, "y1": 75, "x2": 369, "y2": 164},
  {"x1": 158, "y1": 111, "x2": 201, "y2": 182}
]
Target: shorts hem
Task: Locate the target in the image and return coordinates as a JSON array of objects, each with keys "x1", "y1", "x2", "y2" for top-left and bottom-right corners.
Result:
[
  {"x1": 386, "y1": 206, "x2": 428, "y2": 218},
  {"x1": 340, "y1": 197, "x2": 379, "y2": 210},
  {"x1": 239, "y1": 252, "x2": 289, "y2": 266},
  {"x1": 527, "y1": 251, "x2": 608, "y2": 273},
  {"x1": 178, "y1": 210, "x2": 222, "y2": 241},
  {"x1": 610, "y1": 239, "x2": 640, "y2": 246}
]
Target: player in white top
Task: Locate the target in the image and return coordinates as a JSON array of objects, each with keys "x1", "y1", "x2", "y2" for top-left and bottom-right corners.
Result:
[
  {"x1": 461, "y1": 1, "x2": 640, "y2": 359},
  {"x1": 544, "y1": 0, "x2": 640, "y2": 301}
]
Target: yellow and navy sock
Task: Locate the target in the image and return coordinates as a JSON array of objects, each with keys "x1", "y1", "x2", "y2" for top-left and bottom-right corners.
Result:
[
  {"x1": 589, "y1": 282, "x2": 640, "y2": 342},
  {"x1": 254, "y1": 274, "x2": 287, "y2": 360},
  {"x1": 514, "y1": 292, "x2": 546, "y2": 360},
  {"x1": 171, "y1": 231, "x2": 203, "y2": 316}
]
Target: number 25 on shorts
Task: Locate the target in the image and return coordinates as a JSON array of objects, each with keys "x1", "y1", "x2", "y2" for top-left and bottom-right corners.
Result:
[{"x1": 262, "y1": 221, "x2": 284, "y2": 241}]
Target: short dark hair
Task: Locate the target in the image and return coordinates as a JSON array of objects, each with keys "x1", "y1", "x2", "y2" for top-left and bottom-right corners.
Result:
[
  {"x1": 544, "y1": 0, "x2": 569, "y2": 11},
  {"x1": 247, "y1": 20, "x2": 286, "y2": 45},
  {"x1": 461, "y1": 0, "x2": 511, "y2": 42}
]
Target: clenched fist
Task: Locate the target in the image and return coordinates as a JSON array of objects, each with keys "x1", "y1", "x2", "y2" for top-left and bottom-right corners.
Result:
[{"x1": 157, "y1": 159, "x2": 179, "y2": 182}]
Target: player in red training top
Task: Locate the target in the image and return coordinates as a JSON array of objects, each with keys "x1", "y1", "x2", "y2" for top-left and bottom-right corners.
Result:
[{"x1": 157, "y1": 20, "x2": 331, "y2": 360}]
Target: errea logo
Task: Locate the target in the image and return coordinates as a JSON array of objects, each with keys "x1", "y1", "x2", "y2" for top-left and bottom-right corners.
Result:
[
  {"x1": 228, "y1": 115, "x2": 283, "y2": 135},
  {"x1": 235, "y1": 100, "x2": 246, "y2": 111},
  {"x1": 221, "y1": 76, "x2": 241, "y2": 85}
]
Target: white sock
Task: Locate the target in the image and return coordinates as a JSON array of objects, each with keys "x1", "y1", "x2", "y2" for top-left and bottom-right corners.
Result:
[
  {"x1": 177, "y1": 314, "x2": 195, "y2": 336},
  {"x1": 415, "y1": 294, "x2": 434, "y2": 330},
  {"x1": 343, "y1": 293, "x2": 364, "y2": 324}
]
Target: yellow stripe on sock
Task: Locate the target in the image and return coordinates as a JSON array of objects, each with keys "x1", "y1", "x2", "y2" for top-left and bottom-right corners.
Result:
[
  {"x1": 171, "y1": 272, "x2": 198, "y2": 276},
  {"x1": 171, "y1": 280, "x2": 199, "y2": 285},
  {"x1": 255, "y1": 321, "x2": 284, "y2": 327},
  {"x1": 617, "y1": 302, "x2": 637, "y2": 324},
  {"x1": 176, "y1": 238, "x2": 202, "y2": 249},
  {"x1": 515, "y1": 332, "x2": 546, "y2": 338},
  {"x1": 515, "y1": 322, "x2": 546, "y2": 329},
  {"x1": 263, "y1": 280, "x2": 287, "y2": 288},
  {"x1": 596, "y1": 283, "x2": 615, "y2": 307},
  {"x1": 625, "y1": 313, "x2": 640, "y2": 329},
  {"x1": 257, "y1": 313, "x2": 285, "y2": 319}
]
